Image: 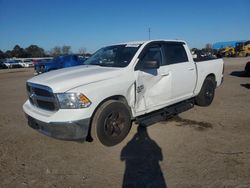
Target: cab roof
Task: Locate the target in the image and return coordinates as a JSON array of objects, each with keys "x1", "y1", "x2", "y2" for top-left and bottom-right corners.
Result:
[{"x1": 117, "y1": 39, "x2": 186, "y2": 46}]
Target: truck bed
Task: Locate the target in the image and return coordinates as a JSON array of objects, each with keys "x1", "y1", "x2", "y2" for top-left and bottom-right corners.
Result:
[{"x1": 194, "y1": 58, "x2": 224, "y2": 95}]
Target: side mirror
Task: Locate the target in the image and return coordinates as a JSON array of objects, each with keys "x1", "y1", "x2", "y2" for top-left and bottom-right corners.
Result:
[{"x1": 143, "y1": 60, "x2": 159, "y2": 69}]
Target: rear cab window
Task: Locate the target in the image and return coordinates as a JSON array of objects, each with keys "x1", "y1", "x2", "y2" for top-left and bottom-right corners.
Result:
[{"x1": 163, "y1": 43, "x2": 188, "y2": 65}]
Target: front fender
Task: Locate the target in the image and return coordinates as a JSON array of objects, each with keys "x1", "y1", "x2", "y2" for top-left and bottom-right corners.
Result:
[{"x1": 68, "y1": 72, "x2": 136, "y2": 118}]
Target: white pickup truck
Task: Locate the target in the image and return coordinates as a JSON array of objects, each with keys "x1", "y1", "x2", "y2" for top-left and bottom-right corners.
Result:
[{"x1": 23, "y1": 40, "x2": 224, "y2": 146}]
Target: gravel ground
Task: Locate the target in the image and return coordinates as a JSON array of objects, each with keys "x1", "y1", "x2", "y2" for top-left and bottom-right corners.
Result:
[{"x1": 0, "y1": 57, "x2": 250, "y2": 188}]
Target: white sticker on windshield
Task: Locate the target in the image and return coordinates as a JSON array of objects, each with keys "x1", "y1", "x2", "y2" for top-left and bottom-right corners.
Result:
[{"x1": 125, "y1": 44, "x2": 140, "y2": 48}]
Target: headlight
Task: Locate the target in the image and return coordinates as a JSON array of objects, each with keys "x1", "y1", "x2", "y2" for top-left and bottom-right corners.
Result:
[{"x1": 56, "y1": 93, "x2": 91, "y2": 109}]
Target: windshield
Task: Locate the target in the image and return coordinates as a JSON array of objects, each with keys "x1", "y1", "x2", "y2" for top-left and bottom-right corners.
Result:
[{"x1": 84, "y1": 44, "x2": 141, "y2": 67}]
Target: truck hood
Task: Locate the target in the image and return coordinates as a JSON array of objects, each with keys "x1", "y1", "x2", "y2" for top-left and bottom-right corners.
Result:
[{"x1": 28, "y1": 65, "x2": 124, "y2": 93}]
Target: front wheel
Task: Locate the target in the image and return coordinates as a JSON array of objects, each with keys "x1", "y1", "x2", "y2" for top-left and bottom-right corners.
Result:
[
  {"x1": 195, "y1": 77, "x2": 216, "y2": 106},
  {"x1": 91, "y1": 100, "x2": 132, "y2": 146}
]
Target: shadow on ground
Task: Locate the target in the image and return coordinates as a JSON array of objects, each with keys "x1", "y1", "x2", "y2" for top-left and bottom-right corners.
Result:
[
  {"x1": 119, "y1": 113, "x2": 212, "y2": 187},
  {"x1": 230, "y1": 71, "x2": 249, "y2": 78},
  {"x1": 121, "y1": 125, "x2": 167, "y2": 188},
  {"x1": 241, "y1": 84, "x2": 250, "y2": 89}
]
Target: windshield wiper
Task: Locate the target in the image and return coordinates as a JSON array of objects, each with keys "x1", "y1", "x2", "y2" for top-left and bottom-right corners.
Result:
[
  {"x1": 89, "y1": 63, "x2": 112, "y2": 67},
  {"x1": 87, "y1": 62, "x2": 119, "y2": 67}
]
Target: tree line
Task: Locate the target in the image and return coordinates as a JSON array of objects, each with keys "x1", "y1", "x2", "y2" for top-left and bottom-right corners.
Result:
[{"x1": 0, "y1": 45, "x2": 88, "y2": 59}]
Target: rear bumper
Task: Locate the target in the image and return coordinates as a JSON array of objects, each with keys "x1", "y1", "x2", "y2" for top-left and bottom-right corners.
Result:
[{"x1": 25, "y1": 114, "x2": 90, "y2": 140}]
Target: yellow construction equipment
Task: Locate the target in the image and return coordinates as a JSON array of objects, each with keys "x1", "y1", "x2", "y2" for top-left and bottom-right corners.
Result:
[
  {"x1": 217, "y1": 47, "x2": 235, "y2": 57},
  {"x1": 235, "y1": 41, "x2": 250, "y2": 57}
]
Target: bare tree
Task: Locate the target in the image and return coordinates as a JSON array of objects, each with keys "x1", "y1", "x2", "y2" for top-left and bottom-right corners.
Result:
[
  {"x1": 78, "y1": 47, "x2": 86, "y2": 55},
  {"x1": 51, "y1": 46, "x2": 61, "y2": 56},
  {"x1": 205, "y1": 43, "x2": 212, "y2": 49},
  {"x1": 62, "y1": 45, "x2": 71, "y2": 54}
]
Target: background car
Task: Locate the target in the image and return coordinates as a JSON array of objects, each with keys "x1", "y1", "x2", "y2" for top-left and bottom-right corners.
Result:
[
  {"x1": 0, "y1": 62, "x2": 5, "y2": 69},
  {"x1": 19, "y1": 59, "x2": 33, "y2": 67},
  {"x1": 2, "y1": 60, "x2": 22, "y2": 68},
  {"x1": 0, "y1": 59, "x2": 6, "y2": 69},
  {"x1": 16, "y1": 60, "x2": 27, "y2": 68},
  {"x1": 34, "y1": 55, "x2": 85, "y2": 74}
]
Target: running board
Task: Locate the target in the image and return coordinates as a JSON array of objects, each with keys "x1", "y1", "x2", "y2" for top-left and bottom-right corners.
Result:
[{"x1": 135, "y1": 98, "x2": 195, "y2": 125}]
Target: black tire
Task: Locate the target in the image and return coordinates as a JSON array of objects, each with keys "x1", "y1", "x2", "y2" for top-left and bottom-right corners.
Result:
[
  {"x1": 91, "y1": 100, "x2": 131, "y2": 146},
  {"x1": 195, "y1": 77, "x2": 216, "y2": 106}
]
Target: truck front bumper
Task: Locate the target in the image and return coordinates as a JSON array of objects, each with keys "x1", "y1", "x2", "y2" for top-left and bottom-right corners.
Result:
[{"x1": 25, "y1": 114, "x2": 90, "y2": 140}]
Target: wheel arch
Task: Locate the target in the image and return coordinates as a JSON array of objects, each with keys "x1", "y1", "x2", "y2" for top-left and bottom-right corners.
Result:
[
  {"x1": 206, "y1": 73, "x2": 216, "y2": 82},
  {"x1": 201, "y1": 73, "x2": 216, "y2": 90},
  {"x1": 195, "y1": 73, "x2": 216, "y2": 106},
  {"x1": 86, "y1": 95, "x2": 132, "y2": 142},
  {"x1": 195, "y1": 73, "x2": 217, "y2": 96}
]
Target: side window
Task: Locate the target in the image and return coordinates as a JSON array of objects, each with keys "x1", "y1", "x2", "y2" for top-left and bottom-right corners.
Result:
[
  {"x1": 136, "y1": 46, "x2": 162, "y2": 70},
  {"x1": 164, "y1": 43, "x2": 188, "y2": 64}
]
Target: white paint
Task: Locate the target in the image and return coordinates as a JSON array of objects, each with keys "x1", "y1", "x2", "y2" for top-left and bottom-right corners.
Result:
[{"x1": 23, "y1": 40, "x2": 224, "y2": 123}]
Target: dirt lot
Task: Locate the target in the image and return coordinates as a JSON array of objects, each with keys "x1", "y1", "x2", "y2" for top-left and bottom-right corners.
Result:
[{"x1": 0, "y1": 57, "x2": 250, "y2": 188}]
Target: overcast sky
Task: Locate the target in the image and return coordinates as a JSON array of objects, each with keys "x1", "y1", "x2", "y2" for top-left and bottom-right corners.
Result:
[{"x1": 0, "y1": 0, "x2": 249, "y2": 53}]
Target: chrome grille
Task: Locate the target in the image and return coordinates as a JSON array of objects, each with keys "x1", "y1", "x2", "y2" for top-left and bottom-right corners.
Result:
[{"x1": 26, "y1": 83, "x2": 58, "y2": 111}]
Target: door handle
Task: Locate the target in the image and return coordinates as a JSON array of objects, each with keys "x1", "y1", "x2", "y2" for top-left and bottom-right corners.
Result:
[
  {"x1": 188, "y1": 68, "x2": 195, "y2": 71},
  {"x1": 160, "y1": 72, "x2": 169, "y2": 76}
]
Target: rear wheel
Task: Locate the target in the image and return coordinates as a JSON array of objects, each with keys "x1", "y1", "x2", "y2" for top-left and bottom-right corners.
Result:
[
  {"x1": 195, "y1": 77, "x2": 216, "y2": 106},
  {"x1": 91, "y1": 100, "x2": 131, "y2": 146}
]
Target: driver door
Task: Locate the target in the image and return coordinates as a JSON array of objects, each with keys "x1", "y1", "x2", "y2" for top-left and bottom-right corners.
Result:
[{"x1": 134, "y1": 43, "x2": 172, "y2": 113}]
